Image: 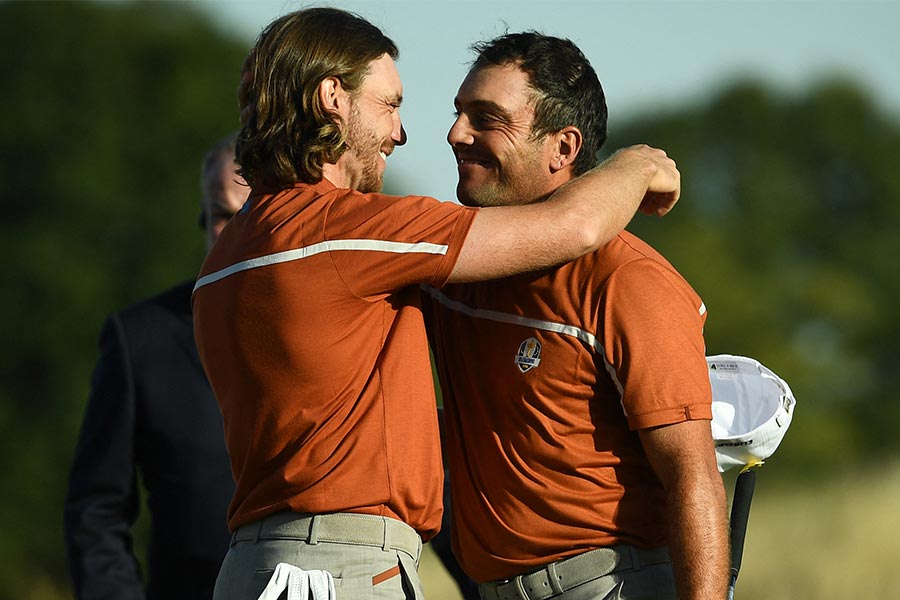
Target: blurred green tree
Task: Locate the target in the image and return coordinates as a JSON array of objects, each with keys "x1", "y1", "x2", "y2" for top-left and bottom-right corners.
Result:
[
  {"x1": 611, "y1": 78, "x2": 900, "y2": 479},
  {"x1": 0, "y1": 0, "x2": 248, "y2": 596}
]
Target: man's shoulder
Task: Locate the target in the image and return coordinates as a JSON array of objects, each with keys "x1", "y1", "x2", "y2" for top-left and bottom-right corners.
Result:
[
  {"x1": 322, "y1": 188, "x2": 473, "y2": 246},
  {"x1": 590, "y1": 231, "x2": 680, "y2": 274},
  {"x1": 252, "y1": 181, "x2": 462, "y2": 239},
  {"x1": 608, "y1": 230, "x2": 665, "y2": 260},
  {"x1": 330, "y1": 188, "x2": 452, "y2": 215},
  {"x1": 285, "y1": 179, "x2": 443, "y2": 206},
  {"x1": 598, "y1": 233, "x2": 703, "y2": 309}
]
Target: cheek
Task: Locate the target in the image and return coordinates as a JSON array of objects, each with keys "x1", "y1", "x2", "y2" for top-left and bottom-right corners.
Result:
[{"x1": 494, "y1": 140, "x2": 532, "y2": 174}]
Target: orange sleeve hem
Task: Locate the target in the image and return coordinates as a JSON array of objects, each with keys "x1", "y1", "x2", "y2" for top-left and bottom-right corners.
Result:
[{"x1": 626, "y1": 402, "x2": 713, "y2": 431}]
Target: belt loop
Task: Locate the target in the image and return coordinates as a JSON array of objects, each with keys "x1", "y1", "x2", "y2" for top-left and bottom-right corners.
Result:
[
  {"x1": 381, "y1": 517, "x2": 392, "y2": 552},
  {"x1": 253, "y1": 519, "x2": 263, "y2": 543},
  {"x1": 307, "y1": 514, "x2": 320, "y2": 545},
  {"x1": 629, "y1": 545, "x2": 641, "y2": 571},
  {"x1": 546, "y1": 562, "x2": 564, "y2": 595},
  {"x1": 514, "y1": 575, "x2": 530, "y2": 600},
  {"x1": 229, "y1": 531, "x2": 238, "y2": 547}
]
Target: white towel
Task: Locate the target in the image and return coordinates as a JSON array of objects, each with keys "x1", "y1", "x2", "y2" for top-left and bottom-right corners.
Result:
[{"x1": 256, "y1": 562, "x2": 336, "y2": 600}]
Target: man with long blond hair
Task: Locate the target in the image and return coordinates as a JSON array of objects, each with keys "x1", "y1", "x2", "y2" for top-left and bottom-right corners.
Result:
[{"x1": 193, "y1": 7, "x2": 683, "y2": 599}]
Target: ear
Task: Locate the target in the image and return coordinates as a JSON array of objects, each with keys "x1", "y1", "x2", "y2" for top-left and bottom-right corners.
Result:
[
  {"x1": 550, "y1": 126, "x2": 583, "y2": 173},
  {"x1": 318, "y1": 76, "x2": 349, "y2": 116}
]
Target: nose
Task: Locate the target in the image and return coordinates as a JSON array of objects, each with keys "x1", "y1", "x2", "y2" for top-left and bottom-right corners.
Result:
[
  {"x1": 392, "y1": 113, "x2": 407, "y2": 146},
  {"x1": 447, "y1": 113, "x2": 472, "y2": 148}
]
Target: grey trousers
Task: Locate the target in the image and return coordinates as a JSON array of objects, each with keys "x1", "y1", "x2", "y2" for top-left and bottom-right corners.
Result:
[
  {"x1": 528, "y1": 562, "x2": 677, "y2": 600},
  {"x1": 213, "y1": 512, "x2": 424, "y2": 600}
]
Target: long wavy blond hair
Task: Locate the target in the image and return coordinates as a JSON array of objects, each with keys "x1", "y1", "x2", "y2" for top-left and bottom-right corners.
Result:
[{"x1": 236, "y1": 8, "x2": 398, "y2": 190}]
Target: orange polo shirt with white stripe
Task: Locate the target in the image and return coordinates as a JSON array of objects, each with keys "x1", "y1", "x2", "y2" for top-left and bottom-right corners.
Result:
[
  {"x1": 423, "y1": 230, "x2": 712, "y2": 582},
  {"x1": 192, "y1": 179, "x2": 477, "y2": 540}
]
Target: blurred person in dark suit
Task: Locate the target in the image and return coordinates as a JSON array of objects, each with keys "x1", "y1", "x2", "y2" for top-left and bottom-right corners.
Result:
[{"x1": 64, "y1": 133, "x2": 248, "y2": 600}]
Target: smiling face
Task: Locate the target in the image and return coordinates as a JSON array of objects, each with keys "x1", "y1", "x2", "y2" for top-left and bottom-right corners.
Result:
[
  {"x1": 341, "y1": 53, "x2": 407, "y2": 193},
  {"x1": 448, "y1": 64, "x2": 558, "y2": 207}
]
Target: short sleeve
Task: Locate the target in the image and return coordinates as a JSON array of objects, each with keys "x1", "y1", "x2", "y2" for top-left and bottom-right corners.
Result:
[{"x1": 600, "y1": 258, "x2": 712, "y2": 430}]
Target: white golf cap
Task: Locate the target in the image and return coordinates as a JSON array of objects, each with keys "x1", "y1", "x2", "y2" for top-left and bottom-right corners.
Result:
[{"x1": 708, "y1": 354, "x2": 796, "y2": 472}]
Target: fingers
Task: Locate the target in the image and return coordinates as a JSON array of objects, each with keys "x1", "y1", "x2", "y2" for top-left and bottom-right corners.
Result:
[
  {"x1": 616, "y1": 144, "x2": 678, "y2": 193},
  {"x1": 639, "y1": 191, "x2": 679, "y2": 217},
  {"x1": 643, "y1": 150, "x2": 678, "y2": 192},
  {"x1": 631, "y1": 144, "x2": 681, "y2": 217}
]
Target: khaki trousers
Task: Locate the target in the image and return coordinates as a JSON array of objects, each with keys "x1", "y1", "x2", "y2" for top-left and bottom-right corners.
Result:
[{"x1": 213, "y1": 511, "x2": 424, "y2": 600}]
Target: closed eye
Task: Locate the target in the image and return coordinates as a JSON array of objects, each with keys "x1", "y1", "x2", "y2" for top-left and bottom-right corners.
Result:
[
  {"x1": 469, "y1": 112, "x2": 499, "y2": 129},
  {"x1": 451, "y1": 110, "x2": 495, "y2": 129}
]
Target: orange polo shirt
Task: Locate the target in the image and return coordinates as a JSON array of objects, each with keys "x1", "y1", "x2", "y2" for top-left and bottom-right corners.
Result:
[
  {"x1": 423, "y1": 231, "x2": 712, "y2": 581},
  {"x1": 193, "y1": 179, "x2": 476, "y2": 540}
]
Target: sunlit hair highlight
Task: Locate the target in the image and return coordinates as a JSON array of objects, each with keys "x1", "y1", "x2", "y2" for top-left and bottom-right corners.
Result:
[{"x1": 237, "y1": 8, "x2": 398, "y2": 190}]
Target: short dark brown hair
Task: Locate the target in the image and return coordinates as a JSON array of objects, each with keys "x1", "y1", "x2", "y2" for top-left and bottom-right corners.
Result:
[
  {"x1": 237, "y1": 8, "x2": 398, "y2": 190},
  {"x1": 470, "y1": 32, "x2": 607, "y2": 176}
]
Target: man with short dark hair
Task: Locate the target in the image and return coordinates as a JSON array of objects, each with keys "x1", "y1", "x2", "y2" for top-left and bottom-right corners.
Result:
[
  {"x1": 64, "y1": 134, "x2": 246, "y2": 600},
  {"x1": 424, "y1": 32, "x2": 729, "y2": 600},
  {"x1": 193, "y1": 7, "x2": 685, "y2": 600}
]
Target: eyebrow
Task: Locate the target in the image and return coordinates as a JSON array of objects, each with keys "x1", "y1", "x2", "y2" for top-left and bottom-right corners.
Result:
[{"x1": 455, "y1": 98, "x2": 513, "y2": 122}]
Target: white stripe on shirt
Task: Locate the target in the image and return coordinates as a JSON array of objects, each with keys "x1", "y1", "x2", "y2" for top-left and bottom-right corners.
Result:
[
  {"x1": 423, "y1": 285, "x2": 626, "y2": 397},
  {"x1": 424, "y1": 285, "x2": 604, "y2": 353},
  {"x1": 194, "y1": 239, "x2": 449, "y2": 292},
  {"x1": 424, "y1": 285, "x2": 706, "y2": 415}
]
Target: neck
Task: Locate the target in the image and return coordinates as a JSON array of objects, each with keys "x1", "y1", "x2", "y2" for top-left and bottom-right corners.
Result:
[
  {"x1": 533, "y1": 170, "x2": 575, "y2": 204},
  {"x1": 321, "y1": 162, "x2": 349, "y2": 189}
]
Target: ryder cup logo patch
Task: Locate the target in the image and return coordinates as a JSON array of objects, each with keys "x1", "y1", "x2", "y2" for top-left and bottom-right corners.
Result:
[{"x1": 515, "y1": 337, "x2": 542, "y2": 373}]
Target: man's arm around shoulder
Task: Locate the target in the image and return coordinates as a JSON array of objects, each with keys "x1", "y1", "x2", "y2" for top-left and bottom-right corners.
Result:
[{"x1": 448, "y1": 144, "x2": 680, "y2": 283}]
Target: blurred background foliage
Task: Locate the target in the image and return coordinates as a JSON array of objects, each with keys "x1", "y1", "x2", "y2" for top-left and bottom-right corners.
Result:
[
  {"x1": 1, "y1": 0, "x2": 898, "y2": 598},
  {"x1": 0, "y1": 1, "x2": 248, "y2": 596},
  {"x1": 611, "y1": 79, "x2": 900, "y2": 479}
]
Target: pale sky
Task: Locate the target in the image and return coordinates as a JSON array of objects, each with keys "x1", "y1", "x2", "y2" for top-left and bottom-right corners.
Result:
[{"x1": 197, "y1": 0, "x2": 900, "y2": 201}]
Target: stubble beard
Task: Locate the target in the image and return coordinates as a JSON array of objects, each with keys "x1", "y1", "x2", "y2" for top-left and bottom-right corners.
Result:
[
  {"x1": 346, "y1": 104, "x2": 384, "y2": 194},
  {"x1": 458, "y1": 165, "x2": 537, "y2": 208},
  {"x1": 458, "y1": 178, "x2": 506, "y2": 208},
  {"x1": 457, "y1": 140, "x2": 547, "y2": 207}
]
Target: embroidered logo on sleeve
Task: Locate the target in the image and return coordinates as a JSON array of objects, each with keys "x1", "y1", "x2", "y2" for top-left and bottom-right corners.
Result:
[{"x1": 515, "y1": 337, "x2": 542, "y2": 373}]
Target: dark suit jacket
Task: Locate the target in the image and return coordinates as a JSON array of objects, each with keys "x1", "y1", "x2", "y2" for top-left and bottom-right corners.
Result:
[{"x1": 64, "y1": 281, "x2": 235, "y2": 600}]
